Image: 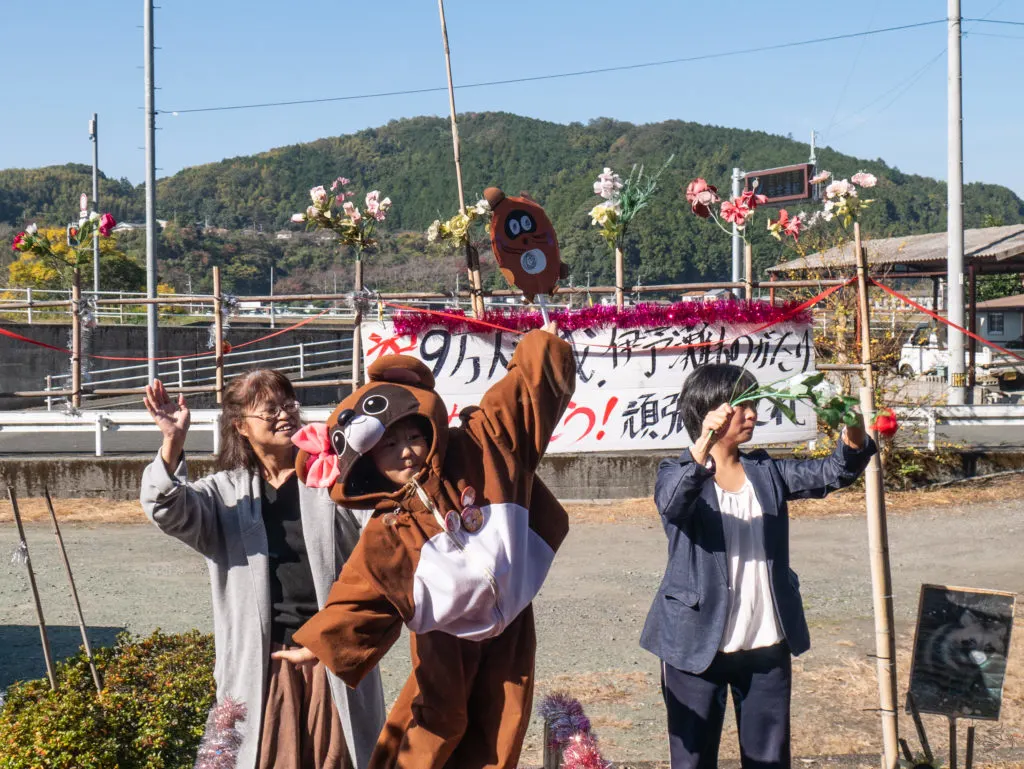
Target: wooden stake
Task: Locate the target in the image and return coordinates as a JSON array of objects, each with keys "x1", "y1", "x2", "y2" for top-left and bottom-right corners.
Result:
[
  {"x1": 949, "y1": 718, "x2": 958, "y2": 769},
  {"x1": 964, "y1": 724, "x2": 975, "y2": 769},
  {"x1": 743, "y1": 242, "x2": 754, "y2": 300},
  {"x1": 614, "y1": 246, "x2": 625, "y2": 310},
  {"x1": 7, "y1": 486, "x2": 58, "y2": 690},
  {"x1": 213, "y1": 266, "x2": 224, "y2": 404},
  {"x1": 71, "y1": 269, "x2": 82, "y2": 409},
  {"x1": 437, "y1": 0, "x2": 483, "y2": 318},
  {"x1": 44, "y1": 488, "x2": 102, "y2": 694},
  {"x1": 352, "y1": 257, "x2": 364, "y2": 390},
  {"x1": 855, "y1": 221, "x2": 900, "y2": 769},
  {"x1": 542, "y1": 720, "x2": 561, "y2": 769}
]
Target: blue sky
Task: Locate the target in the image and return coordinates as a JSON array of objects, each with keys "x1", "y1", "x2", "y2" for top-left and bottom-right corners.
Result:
[{"x1": 3, "y1": 1, "x2": 1022, "y2": 196}]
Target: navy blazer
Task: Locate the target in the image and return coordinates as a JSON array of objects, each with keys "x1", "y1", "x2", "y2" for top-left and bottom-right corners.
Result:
[{"x1": 639, "y1": 437, "x2": 876, "y2": 674}]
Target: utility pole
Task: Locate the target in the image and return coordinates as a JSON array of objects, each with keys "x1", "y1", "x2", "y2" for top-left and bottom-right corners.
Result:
[
  {"x1": 947, "y1": 0, "x2": 966, "y2": 404},
  {"x1": 143, "y1": 0, "x2": 158, "y2": 382},
  {"x1": 731, "y1": 167, "x2": 743, "y2": 298},
  {"x1": 89, "y1": 114, "x2": 100, "y2": 295}
]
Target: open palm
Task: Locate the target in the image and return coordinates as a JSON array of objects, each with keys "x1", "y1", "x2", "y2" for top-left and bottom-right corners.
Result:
[{"x1": 144, "y1": 379, "x2": 190, "y2": 443}]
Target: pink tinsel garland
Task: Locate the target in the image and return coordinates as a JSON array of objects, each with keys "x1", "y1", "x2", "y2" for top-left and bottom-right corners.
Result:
[
  {"x1": 392, "y1": 299, "x2": 810, "y2": 337},
  {"x1": 194, "y1": 698, "x2": 246, "y2": 769}
]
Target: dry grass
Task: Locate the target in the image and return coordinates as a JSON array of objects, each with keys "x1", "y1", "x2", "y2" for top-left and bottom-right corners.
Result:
[
  {"x1": 566, "y1": 474, "x2": 1024, "y2": 525},
  {"x1": 2, "y1": 474, "x2": 1023, "y2": 526}
]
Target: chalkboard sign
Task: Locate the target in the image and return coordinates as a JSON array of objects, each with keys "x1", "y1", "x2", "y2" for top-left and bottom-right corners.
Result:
[{"x1": 908, "y1": 584, "x2": 1015, "y2": 720}]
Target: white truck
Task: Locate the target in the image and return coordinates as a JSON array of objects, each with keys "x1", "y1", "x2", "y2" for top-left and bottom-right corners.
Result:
[{"x1": 899, "y1": 324, "x2": 1024, "y2": 389}]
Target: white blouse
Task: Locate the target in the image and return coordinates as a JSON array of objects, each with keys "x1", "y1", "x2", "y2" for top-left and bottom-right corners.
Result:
[{"x1": 715, "y1": 480, "x2": 784, "y2": 653}]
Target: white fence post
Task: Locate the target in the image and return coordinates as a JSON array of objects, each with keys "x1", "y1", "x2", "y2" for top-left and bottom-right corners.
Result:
[
  {"x1": 119, "y1": 291, "x2": 124, "y2": 324},
  {"x1": 299, "y1": 343, "x2": 306, "y2": 380},
  {"x1": 212, "y1": 413, "x2": 221, "y2": 456},
  {"x1": 177, "y1": 358, "x2": 184, "y2": 389},
  {"x1": 94, "y1": 415, "x2": 104, "y2": 457},
  {"x1": 927, "y1": 410, "x2": 937, "y2": 452},
  {"x1": 45, "y1": 375, "x2": 53, "y2": 412},
  {"x1": 26, "y1": 287, "x2": 33, "y2": 324}
]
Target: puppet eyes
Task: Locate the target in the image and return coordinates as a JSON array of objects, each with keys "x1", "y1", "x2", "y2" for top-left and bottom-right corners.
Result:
[
  {"x1": 504, "y1": 211, "x2": 535, "y2": 239},
  {"x1": 330, "y1": 428, "x2": 347, "y2": 455},
  {"x1": 361, "y1": 395, "x2": 389, "y2": 415}
]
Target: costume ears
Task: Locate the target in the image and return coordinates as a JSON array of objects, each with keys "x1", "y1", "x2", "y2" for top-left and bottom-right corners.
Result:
[{"x1": 367, "y1": 354, "x2": 435, "y2": 390}]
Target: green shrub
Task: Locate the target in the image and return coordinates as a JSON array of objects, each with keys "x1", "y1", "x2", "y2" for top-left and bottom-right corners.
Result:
[{"x1": 0, "y1": 629, "x2": 215, "y2": 769}]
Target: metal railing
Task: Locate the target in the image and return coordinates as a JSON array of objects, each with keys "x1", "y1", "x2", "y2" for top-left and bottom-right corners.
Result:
[{"x1": 42, "y1": 338, "x2": 353, "y2": 411}]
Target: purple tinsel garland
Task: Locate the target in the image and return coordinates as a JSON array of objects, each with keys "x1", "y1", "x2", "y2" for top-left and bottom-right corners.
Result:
[
  {"x1": 392, "y1": 299, "x2": 810, "y2": 337},
  {"x1": 537, "y1": 691, "x2": 593, "y2": 750},
  {"x1": 193, "y1": 698, "x2": 246, "y2": 769}
]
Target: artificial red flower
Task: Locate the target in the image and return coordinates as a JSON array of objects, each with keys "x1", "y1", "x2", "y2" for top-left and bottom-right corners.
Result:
[
  {"x1": 69, "y1": 227, "x2": 78, "y2": 239},
  {"x1": 720, "y1": 198, "x2": 751, "y2": 227},
  {"x1": 740, "y1": 189, "x2": 768, "y2": 210},
  {"x1": 871, "y1": 408, "x2": 899, "y2": 438},
  {"x1": 11, "y1": 232, "x2": 26, "y2": 251},
  {"x1": 98, "y1": 213, "x2": 116, "y2": 237},
  {"x1": 685, "y1": 178, "x2": 720, "y2": 218}
]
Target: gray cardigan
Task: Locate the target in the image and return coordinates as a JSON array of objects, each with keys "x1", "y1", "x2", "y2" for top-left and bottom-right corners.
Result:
[{"x1": 140, "y1": 454, "x2": 386, "y2": 769}]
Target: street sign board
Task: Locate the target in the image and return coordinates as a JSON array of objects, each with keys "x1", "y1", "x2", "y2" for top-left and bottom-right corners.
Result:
[{"x1": 744, "y1": 163, "x2": 815, "y2": 204}]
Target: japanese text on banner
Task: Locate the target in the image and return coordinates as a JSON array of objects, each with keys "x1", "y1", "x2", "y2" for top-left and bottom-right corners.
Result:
[{"x1": 363, "y1": 321, "x2": 816, "y2": 453}]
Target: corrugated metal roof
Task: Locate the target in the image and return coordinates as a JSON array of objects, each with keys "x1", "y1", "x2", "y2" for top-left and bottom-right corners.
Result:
[
  {"x1": 767, "y1": 225, "x2": 1024, "y2": 273},
  {"x1": 977, "y1": 293, "x2": 1024, "y2": 310}
]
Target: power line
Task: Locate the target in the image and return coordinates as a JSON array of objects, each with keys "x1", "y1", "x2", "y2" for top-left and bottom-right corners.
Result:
[
  {"x1": 963, "y1": 17, "x2": 1024, "y2": 26},
  {"x1": 164, "y1": 19, "x2": 946, "y2": 116},
  {"x1": 829, "y1": 48, "x2": 946, "y2": 141},
  {"x1": 823, "y1": 0, "x2": 882, "y2": 142}
]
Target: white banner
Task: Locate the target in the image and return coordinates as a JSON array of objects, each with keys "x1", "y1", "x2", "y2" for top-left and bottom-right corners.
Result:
[{"x1": 362, "y1": 321, "x2": 816, "y2": 454}]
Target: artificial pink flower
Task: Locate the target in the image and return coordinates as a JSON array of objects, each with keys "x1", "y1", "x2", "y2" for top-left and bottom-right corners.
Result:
[
  {"x1": 330, "y1": 176, "x2": 350, "y2": 191},
  {"x1": 685, "y1": 178, "x2": 719, "y2": 218},
  {"x1": 767, "y1": 210, "x2": 790, "y2": 241},
  {"x1": 98, "y1": 213, "x2": 116, "y2": 237},
  {"x1": 343, "y1": 200, "x2": 362, "y2": 223},
  {"x1": 290, "y1": 213, "x2": 306, "y2": 223},
  {"x1": 310, "y1": 185, "x2": 328, "y2": 205},
  {"x1": 292, "y1": 423, "x2": 341, "y2": 488},
  {"x1": 783, "y1": 213, "x2": 805, "y2": 241},
  {"x1": 720, "y1": 199, "x2": 751, "y2": 227},
  {"x1": 851, "y1": 171, "x2": 877, "y2": 189},
  {"x1": 810, "y1": 170, "x2": 831, "y2": 185},
  {"x1": 12, "y1": 232, "x2": 26, "y2": 251}
]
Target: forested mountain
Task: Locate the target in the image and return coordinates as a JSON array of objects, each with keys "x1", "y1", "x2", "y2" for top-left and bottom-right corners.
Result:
[{"x1": 3, "y1": 112, "x2": 1022, "y2": 294}]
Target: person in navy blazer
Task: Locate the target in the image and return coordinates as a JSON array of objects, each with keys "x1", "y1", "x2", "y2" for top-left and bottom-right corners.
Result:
[{"x1": 640, "y1": 364, "x2": 875, "y2": 769}]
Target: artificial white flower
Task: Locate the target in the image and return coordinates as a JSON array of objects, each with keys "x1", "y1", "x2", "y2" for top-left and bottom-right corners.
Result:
[
  {"x1": 25, "y1": 223, "x2": 38, "y2": 235},
  {"x1": 426, "y1": 221, "x2": 441, "y2": 243},
  {"x1": 310, "y1": 186, "x2": 328, "y2": 205},
  {"x1": 290, "y1": 213, "x2": 306, "y2": 223}
]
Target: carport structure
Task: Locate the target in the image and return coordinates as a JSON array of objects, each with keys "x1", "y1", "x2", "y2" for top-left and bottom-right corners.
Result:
[{"x1": 767, "y1": 225, "x2": 1024, "y2": 385}]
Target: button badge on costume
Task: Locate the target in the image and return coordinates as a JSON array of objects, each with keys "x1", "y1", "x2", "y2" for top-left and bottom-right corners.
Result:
[
  {"x1": 444, "y1": 509, "x2": 462, "y2": 534},
  {"x1": 459, "y1": 487, "x2": 484, "y2": 533}
]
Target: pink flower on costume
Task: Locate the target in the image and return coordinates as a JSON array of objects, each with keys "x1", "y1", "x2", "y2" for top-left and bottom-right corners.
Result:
[
  {"x1": 292, "y1": 423, "x2": 340, "y2": 488},
  {"x1": 685, "y1": 178, "x2": 719, "y2": 218},
  {"x1": 720, "y1": 199, "x2": 751, "y2": 227}
]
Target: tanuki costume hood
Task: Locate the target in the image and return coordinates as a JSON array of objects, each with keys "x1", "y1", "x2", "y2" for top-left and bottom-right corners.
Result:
[{"x1": 295, "y1": 354, "x2": 448, "y2": 509}]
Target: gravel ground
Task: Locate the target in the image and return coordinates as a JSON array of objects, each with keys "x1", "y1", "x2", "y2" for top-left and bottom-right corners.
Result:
[{"x1": 3, "y1": 498, "x2": 1024, "y2": 767}]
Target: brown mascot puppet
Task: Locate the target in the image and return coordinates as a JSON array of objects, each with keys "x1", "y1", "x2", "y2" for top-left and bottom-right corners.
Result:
[
  {"x1": 291, "y1": 327, "x2": 576, "y2": 769},
  {"x1": 484, "y1": 186, "x2": 569, "y2": 303}
]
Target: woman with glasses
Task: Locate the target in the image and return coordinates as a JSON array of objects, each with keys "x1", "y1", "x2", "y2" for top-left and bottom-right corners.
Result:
[{"x1": 140, "y1": 370, "x2": 385, "y2": 769}]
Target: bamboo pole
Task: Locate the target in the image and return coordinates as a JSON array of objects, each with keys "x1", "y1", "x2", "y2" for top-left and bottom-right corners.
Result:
[
  {"x1": 213, "y1": 266, "x2": 224, "y2": 404},
  {"x1": 743, "y1": 242, "x2": 754, "y2": 300},
  {"x1": 71, "y1": 270, "x2": 82, "y2": 409},
  {"x1": 437, "y1": 0, "x2": 483, "y2": 318},
  {"x1": 352, "y1": 257, "x2": 364, "y2": 390},
  {"x1": 44, "y1": 489, "x2": 102, "y2": 693},
  {"x1": 855, "y1": 222, "x2": 900, "y2": 769},
  {"x1": 7, "y1": 486, "x2": 58, "y2": 690},
  {"x1": 614, "y1": 247, "x2": 625, "y2": 310}
]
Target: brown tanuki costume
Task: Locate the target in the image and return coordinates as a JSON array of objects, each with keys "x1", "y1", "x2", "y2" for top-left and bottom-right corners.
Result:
[{"x1": 293, "y1": 329, "x2": 576, "y2": 768}]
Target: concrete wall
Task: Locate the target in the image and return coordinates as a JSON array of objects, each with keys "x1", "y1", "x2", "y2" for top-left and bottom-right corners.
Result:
[
  {"x1": 0, "y1": 321, "x2": 355, "y2": 410},
  {"x1": 980, "y1": 310, "x2": 1024, "y2": 344},
  {"x1": 3, "y1": 450, "x2": 1022, "y2": 502}
]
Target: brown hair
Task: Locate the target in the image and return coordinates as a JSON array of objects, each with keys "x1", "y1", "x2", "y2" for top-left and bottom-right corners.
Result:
[{"x1": 216, "y1": 369, "x2": 297, "y2": 472}]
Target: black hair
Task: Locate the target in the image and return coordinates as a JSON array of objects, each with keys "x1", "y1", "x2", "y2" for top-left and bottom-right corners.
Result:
[{"x1": 679, "y1": 364, "x2": 759, "y2": 441}]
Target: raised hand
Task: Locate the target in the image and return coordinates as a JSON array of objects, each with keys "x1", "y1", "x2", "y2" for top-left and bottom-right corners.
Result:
[
  {"x1": 144, "y1": 379, "x2": 190, "y2": 467},
  {"x1": 701, "y1": 403, "x2": 734, "y2": 442}
]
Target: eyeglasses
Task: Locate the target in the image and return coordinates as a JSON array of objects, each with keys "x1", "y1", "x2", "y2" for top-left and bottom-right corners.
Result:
[{"x1": 243, "y1": 400, "x2": 301, "y2": 423}]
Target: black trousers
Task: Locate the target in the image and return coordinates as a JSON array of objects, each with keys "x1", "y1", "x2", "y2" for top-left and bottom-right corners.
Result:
[{"x1": 661, "y1": 643, "x2": 791, "y2": 769}]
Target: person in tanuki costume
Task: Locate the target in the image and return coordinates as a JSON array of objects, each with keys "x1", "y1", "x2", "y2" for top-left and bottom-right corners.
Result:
[
  {"x1": 640, "y1": 363, "x2": 875, "y2": 769},
  {"x1": 140, "y1": 372, "x2": 386, "y2": 769},
  {"x1": 274, "y1": 323, "x2": 575, "y2": 768}
]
